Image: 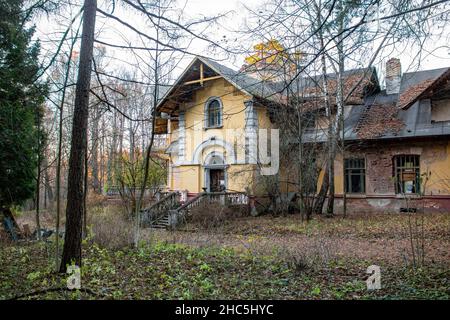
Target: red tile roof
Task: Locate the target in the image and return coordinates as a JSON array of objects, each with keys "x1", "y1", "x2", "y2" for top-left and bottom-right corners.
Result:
[
  {"x1": 355, "y1": 103, "x2": 405, "y2": 139},
  {"x1": 397, "y1": 78, "x2": 435, "y2": 109}
]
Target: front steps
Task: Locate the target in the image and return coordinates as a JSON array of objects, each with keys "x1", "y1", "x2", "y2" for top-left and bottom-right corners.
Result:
[
  {"x1": 141, "y1": 191, "x2": 250, "y2": 230},
  {"x1": 149, "y1": 213, "x2": 169, "y2": 229}
]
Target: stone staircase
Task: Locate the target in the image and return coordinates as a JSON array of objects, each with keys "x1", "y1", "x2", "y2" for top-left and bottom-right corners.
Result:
[
  {"x1": 141, "y1": 191, "x2": 250, "y2": 229},
  {"x1": 140, "y1": 191, "x2": 181, "y2": 229},
  {"x1": 150, "y1": 213, "x2": 170, "y2": 229}
]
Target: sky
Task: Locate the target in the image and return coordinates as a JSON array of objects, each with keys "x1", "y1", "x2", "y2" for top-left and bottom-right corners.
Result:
[{"x1": 34, "y1": 0, "x2": 450, "y2": 84}]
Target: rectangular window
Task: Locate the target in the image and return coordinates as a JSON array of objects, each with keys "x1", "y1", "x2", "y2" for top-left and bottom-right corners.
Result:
[
  {"x1": 394, "y1": 155, "x2": 420, "y2": 194},
  {"x1": 344, "y1": 158, "x2": 365, "y2": 193}
]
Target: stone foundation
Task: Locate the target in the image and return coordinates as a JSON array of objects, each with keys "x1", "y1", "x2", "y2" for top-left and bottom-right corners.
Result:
[{"x1": 331, "y1": 195, "x2": 450, "y2": 214}]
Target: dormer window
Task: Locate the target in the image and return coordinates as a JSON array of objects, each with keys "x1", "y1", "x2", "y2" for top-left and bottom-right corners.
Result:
[
  {"x1": 431, "y1": 99, "x2": 450, "y2": 123},
  {"x1": 205, "y1": 97, "x2": 222, "y2": 128}
]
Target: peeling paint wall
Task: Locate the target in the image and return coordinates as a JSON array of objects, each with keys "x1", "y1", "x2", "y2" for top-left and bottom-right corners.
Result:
[{"x1": 330, "y1": 139, "x2": 450, "y2": 213}]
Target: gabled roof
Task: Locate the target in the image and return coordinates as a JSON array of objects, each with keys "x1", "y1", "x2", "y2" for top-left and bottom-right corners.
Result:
[
  {"x1": 156, "y1": 56, "x2": 378, "y2": 113},
  {"x1": 397, "y1": 67, "x2": 450, "y2": 109},
  {"x1": 156, "y1": 56, "x2": 286, "y2": 113},
  {"x1": 207, "y1": 57, "x2": 292, "y2": 102},
  {"x1": 349, "y1": 66, "x2": 450, "y2": 140},
  {"x1": 302, "y1": 65, "x2": 450, "y2": 143}
]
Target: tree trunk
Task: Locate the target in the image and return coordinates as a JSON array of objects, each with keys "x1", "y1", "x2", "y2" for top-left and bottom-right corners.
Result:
[
  {"x1": 91, "y1": 106, "x2": 101, "y2": 193},
  {"x1": 314, "y1": 16, "x2": 333, "y2": 218},
  {"x1": 55, "y1": 23, "x2": 80, "y2": 271},
  {"x1": 326, "y1": 150, "x2": 335, "y2": 217},
  {"x1": 59, "y1": 0, "x2": 97, "y2": 273},
  {"x1": 337, "y1": 0, "x2": 346, "y2": 218},
  {"x1": 83, "y1": 135, "x2": 88, "y2": 239},
  {"x1": 43, "y1": 153, "x2": 54, "y2": 204},
  {"x1": 36, "y1": 162, "x2": 41, "y2": 239},
  {"x1": 107, "y1": 110, "x2": 118, "y2": 190},
  {"x1": 313, "y1": 165, "x2": 329, "y2": 215},
  {"x1": 35, "y1": 111, "x2": 42, "y2": 240},
  {"x1": 134, "y1": 21, "x2": 161, "y2": 247}
]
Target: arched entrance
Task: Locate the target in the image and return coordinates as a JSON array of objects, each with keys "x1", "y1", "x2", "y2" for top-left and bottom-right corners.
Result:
[{"x1": 204, "y1": 152, "x2": 227, "y2": 192}]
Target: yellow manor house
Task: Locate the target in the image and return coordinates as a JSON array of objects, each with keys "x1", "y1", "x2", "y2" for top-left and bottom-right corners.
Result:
[
  {"x1": 154, "y1": 56, "x2": 450, "y2": 214},
  {"x1": 155, "y1": 57, "x2": 276, "y2": 194}
]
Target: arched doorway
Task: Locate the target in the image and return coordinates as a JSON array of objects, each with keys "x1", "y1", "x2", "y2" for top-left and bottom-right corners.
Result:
[{"x1": 204, "y1": 153, "x2": 227, "y2": 192}]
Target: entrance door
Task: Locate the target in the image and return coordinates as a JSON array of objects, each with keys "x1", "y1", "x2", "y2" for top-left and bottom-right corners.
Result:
[{"x1": 209, "y1": 169, "x2": 225, "y2": 192}]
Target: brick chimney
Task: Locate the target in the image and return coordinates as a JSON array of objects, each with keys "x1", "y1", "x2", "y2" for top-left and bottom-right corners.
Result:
[{"x1": 385, "y1": 58, "x2": 402, "y2": 95}]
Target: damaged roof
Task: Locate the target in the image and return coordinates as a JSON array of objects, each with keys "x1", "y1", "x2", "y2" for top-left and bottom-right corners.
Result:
[
  {"x1": 397, "y1": 67, "x2": 450, "y2": 109},
  {"x1": 156, "y1": 56, "x2": 449, "y2": 142},
  {"x1": 303, "y1": 66, "x2": 450, "y2": 143}
]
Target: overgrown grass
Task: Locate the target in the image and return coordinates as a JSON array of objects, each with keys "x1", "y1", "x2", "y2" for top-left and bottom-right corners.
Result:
[
  {"x1": 0, "y1": 241, "x2": 448, "y2": 300},
  {"x1": 214, "y1": 213, "x2": 450, "y2": 240},
  {"x1": 88, "y1": 206, "x2": 134, "y2": 250}
]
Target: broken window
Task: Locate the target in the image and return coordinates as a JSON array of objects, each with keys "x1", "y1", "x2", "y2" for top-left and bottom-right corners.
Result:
[
  {"x1": 206, "y1": 98, "x2": 222, "y2": 128},
  {"x1": 393, "y1": 155, "x2": 420, "y2": 194},
  {"x1": 344, "y1": 158, "x2": 365, "y2": 193}
]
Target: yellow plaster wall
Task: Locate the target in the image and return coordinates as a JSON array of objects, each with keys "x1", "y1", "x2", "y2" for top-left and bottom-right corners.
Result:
[
  {"x1": 170, "y1": 164, "x2": 257, "y2": 193},
  {"x1": 182, "y1": 78, "x2": 251, "y2": 162},
  {"x1": 421, "y1": 141, "x2": 450, "y2": 195},
  {"x1": 334, "y1": 155, "x2": 344, "y2": 194},
  {"x1": 257, "y1": 106, "x2": 272, "y2": 129},
  {"x1": 166, "y1": 78, "x2": 276, "y2": 193},
  {"x1": 227, "y1": 164, "x2": 256, "y2": 192},
  {"x1": 171, "y1": 165, "x2": 201, "y2": 192}
]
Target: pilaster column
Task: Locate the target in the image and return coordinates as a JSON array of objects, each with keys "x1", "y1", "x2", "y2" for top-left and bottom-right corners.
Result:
[
  {"x1": 244, "y1": 100, "x2": 258, "y2": 164},
  {"x1": 178, "y1": 112, "x2": 186, "y2": 162}
]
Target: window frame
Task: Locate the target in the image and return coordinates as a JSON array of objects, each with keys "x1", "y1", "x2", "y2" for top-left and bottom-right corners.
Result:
[
  {"x1": 204, "y1": 97, "x2": 223, "y2": 129},
  {"x1": 344, "y1": 158, "x2": 366, "y2": 194},
  {"x1": 393, "y1": 155, "x2": 421, "y2": 194}
]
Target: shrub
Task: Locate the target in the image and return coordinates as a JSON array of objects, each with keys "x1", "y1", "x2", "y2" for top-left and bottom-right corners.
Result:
[
  {"x1": 188, "y1": 202, "x2": 246, "y2": 230},
  {"x1": 87, "y1": 193, "x2": 108, "y2": 208},
  {"x1": 276, "y1": 236, "x2": 336, "y2": 273},
  {"x1": 88, "y1": 206, "x2": 134, "y2": 250}
]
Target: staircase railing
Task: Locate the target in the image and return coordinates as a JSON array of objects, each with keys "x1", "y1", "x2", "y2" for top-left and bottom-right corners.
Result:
[
  {"x1": 167, "y1": 191, "x2": 249, "y2": 228},
  {"x1": 167, "y1": 192, "x2": 206, "y2": 228},
  {"x1": 141, "y1": 191, "x2": 180, "y2": 227},
  {"x1": 205, "y1": 192, "x2": 249, "y2": 205}
]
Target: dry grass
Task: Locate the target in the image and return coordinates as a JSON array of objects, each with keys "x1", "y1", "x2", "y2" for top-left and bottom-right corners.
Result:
[
  {"x1": 1, "y1": 210, "x2": 449, "y2": 300},
  {"x1": 11, "y1": 204, "x2": 135, "y2": 250},
  {"x1": 88, "y1": 205, "x2": 135, "y2": 250},
  {"x1": 149, "y1": 212, "x2": 450, "y2": 266},
  {"x1": 186, "y1": 202, "x2": 247, "y2": 230}
]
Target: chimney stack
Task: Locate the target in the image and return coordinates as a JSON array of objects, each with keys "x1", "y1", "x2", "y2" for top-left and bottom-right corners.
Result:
[{"x1": 385, "y1": 58, "x2": 402, "y2": 95}]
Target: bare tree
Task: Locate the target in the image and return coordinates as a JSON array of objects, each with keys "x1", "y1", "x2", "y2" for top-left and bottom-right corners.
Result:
[{"x1": 60, "y1": 0, "x2": 97, "y2": 272}]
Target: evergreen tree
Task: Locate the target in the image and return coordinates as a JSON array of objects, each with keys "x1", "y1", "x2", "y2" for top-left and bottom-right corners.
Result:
[{"x1": 0, "y1": 0, "x2": 47, "y2": 212}]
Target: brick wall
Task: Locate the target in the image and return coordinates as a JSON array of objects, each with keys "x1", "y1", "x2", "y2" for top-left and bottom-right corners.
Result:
[{"x1": 331, "y1": 138, "x2": 450, "y2": 214}]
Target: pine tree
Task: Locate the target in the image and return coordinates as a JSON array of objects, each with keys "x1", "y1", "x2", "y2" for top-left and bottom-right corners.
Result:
[{"x1": 0, "y1": 0, "x2": 47, "y2": 214}]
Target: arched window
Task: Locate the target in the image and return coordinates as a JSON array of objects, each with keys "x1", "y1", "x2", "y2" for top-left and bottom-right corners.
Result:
[{"x1": 205, "y1": 98, "x2": 222, "y2": 128}]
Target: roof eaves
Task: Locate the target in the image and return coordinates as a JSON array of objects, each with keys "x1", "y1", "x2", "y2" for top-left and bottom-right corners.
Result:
[
  {"x1": 197, "y1": 56, "x2": 253, "y2": 97},
  {"x1": 155, "y1": 57, "x2": 199, "y2": 112}
]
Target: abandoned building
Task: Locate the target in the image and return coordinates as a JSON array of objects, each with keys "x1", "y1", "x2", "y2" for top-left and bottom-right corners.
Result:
[{"x1": 153, "y1": 56, "x2": 450, "y2": 215}]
